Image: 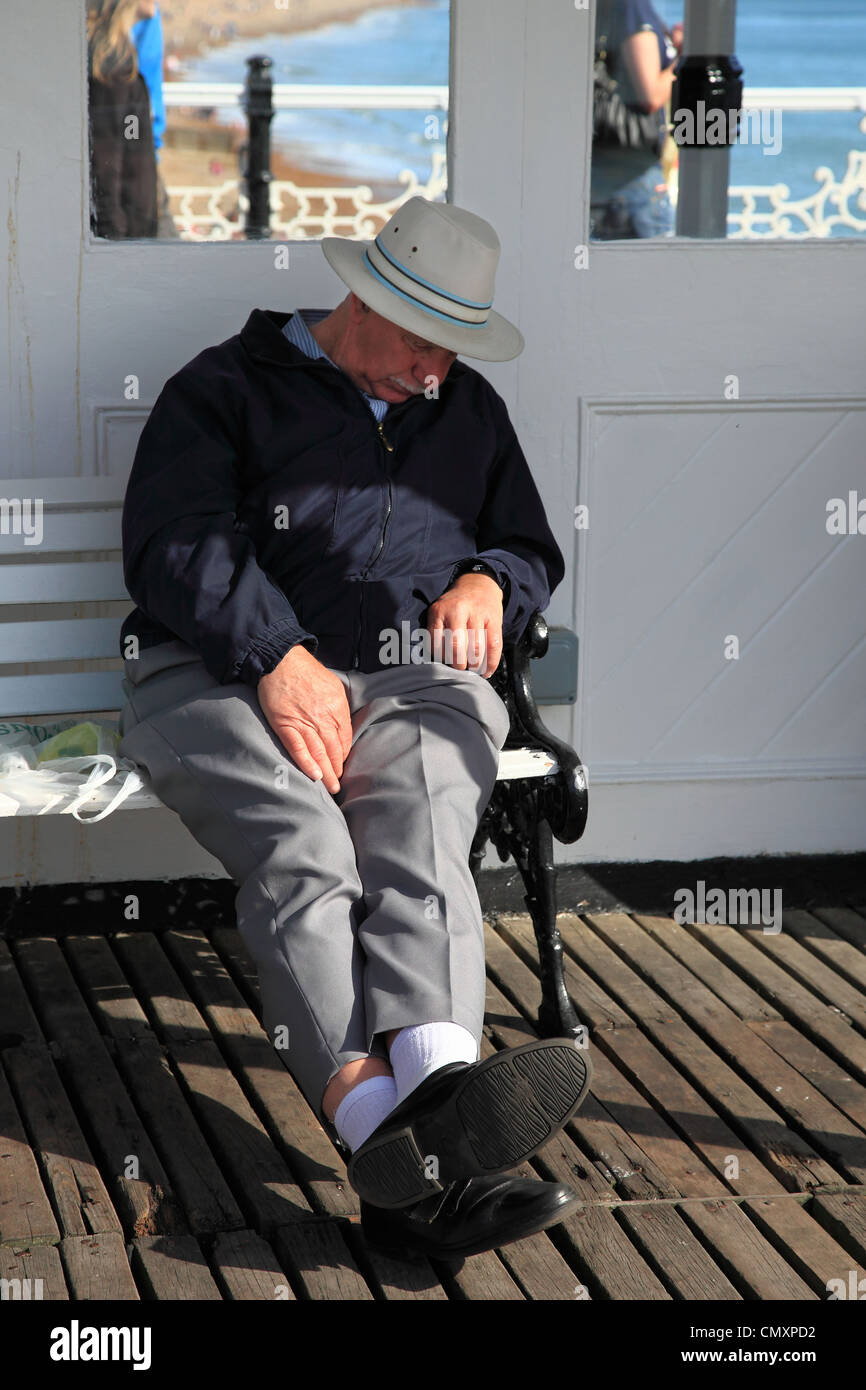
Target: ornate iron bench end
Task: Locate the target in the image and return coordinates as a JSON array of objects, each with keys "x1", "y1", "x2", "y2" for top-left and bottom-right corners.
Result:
[{"x1": 471, "y1": 610, "x2": 589, "y2": 1042}]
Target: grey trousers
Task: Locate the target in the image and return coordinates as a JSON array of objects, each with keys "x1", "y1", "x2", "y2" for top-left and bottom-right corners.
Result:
[{"x1": 117, "y1": 639, "x2": 511, "y2": 1124}]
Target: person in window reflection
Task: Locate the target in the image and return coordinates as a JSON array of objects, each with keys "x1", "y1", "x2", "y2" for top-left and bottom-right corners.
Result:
[
  {"x1": 131, "y1": 1, "x2": 177, "y2": 237},
  {"x1": 590, "y1": 0, "x2": 683, "y2": 240},
  {"x1": 87, "y1": 0, "x2": 158, "y2": 239}
]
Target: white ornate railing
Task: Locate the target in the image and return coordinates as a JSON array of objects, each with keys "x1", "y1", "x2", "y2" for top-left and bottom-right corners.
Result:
[
  {"x1": 727, "y1": 116, "x2": 866, "y2": 238},
  {"x1": 167, "y1": 150, "x2": 448, "y2": 241},
  {"x1": 163, "y1": 81, "x2": 449, "y2": 111},
  {"x1": 161, "y1": 83, "x2": 866, "y2": 241}
]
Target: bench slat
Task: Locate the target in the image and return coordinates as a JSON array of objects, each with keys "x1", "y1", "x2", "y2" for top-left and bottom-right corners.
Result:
[
  {"x1": 0, "y1": 619, "x2": 124, "y2": 664},
  {"x1": 0, "y1": 512, "x2": 121, "y2": 555},
  {"x1": 0, "y1": 561, "x2": 127, "y2": 605},
  {"x1": 0, "y1": 672, "x2": 124, "y2": 719},
  {"x1": 0, "y1": 477, "x2": 125, "y2": 505}
]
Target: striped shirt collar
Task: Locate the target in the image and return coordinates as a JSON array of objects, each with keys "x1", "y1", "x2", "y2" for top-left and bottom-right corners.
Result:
[{"x1": 282, "y1": 308, "x2": 391, "y2": 421}]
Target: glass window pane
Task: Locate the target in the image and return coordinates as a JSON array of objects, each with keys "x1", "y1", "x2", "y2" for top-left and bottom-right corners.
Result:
[
  {"x1": 86, "y1": 0, "x2": 450, "y2": 242},
  {"x1": 589, "y1": 0, "x2": 866, "y2": 241}
]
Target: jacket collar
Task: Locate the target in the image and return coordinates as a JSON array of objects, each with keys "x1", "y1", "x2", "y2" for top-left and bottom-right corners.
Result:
[{"x1": 239, "y1": 307, "x2": 467, "y2": 394}]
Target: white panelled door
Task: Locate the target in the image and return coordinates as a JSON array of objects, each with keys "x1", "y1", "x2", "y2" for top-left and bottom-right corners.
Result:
[
  {"x1": 0, "y1": 0, "x2": 863, "y2": 877},
  {"x1": 450, "y1": 0, "x2": 866, "y2": 861}
]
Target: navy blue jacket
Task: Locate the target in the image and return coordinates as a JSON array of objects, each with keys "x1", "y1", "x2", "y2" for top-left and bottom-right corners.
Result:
[{"x1": 120, "y1": 308, "x2": 565, "y2": 685}]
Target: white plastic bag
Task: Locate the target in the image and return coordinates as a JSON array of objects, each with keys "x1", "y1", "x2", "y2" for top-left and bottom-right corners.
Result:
[{"x1": 0, "y1": 720, "x2": 149, "y2": 820}]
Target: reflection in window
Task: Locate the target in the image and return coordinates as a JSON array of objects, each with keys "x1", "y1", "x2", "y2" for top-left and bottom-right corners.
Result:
[
  {"x1": 590, "y1": 0, "x2": 682, "y2": 241},
  {"x1": 86, "y1": 0, "x2": 450, "y2": 243},
  {"x1": 87, "y1": 1, "x2": 161, "y2": 239},
  {"x1": 590, "y1": 0, "x2": 866, "y2": 241}
]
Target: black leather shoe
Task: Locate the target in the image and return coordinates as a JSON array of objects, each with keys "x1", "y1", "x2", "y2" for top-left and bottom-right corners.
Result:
[
  {"x1": 347, "y1": 1037, "x2": 592, "y2": 1209},
  {"x1": 361, "y1": 1174, "x2": 580, "y2": 1260}
]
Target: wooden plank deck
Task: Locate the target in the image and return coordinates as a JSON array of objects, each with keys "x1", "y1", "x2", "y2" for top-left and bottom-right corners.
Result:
[{"x1": 2, "y1": 903, "x2": 866, "y2": 1303}]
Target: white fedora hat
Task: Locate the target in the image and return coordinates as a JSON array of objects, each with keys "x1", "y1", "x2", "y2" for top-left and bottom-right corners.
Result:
[{"x1": 319, "y1": 196, "x2": 524, "y2": 361}]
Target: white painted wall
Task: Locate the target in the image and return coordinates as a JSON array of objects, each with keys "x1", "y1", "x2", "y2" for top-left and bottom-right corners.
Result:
[{"x1": 1, "y1": 0, "x2": 864, "y2": 884}]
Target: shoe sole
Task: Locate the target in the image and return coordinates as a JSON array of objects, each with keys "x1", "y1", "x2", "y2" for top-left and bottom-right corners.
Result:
[
  {"x1": 363, "y1": 1190, "x2": 583, "y2": 1262},
  {"x1": 348, "y1": 1038, "x2": 592, "y2": 1209}
]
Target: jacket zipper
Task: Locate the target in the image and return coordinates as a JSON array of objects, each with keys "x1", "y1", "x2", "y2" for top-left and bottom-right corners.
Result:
[
  {"x1": 353, "y1": 417, "x2": 395, "y2": 668},
  {"x1": 365, "y1": 420, "x2": 395, "y2": 572}
]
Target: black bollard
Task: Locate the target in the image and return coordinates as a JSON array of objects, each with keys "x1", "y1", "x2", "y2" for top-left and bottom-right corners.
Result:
[
  {"x1": 242, "y1": 55, "x2": 274, "y2": 240},
  {"x1": 672, "y1": 0, "x2": 744, "y2": 238}
]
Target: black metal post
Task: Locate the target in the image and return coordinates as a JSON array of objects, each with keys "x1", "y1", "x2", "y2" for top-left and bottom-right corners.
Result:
[
  {"x1": 672, "y1": 0, "x2": 743, "y2": 238},
  {"x1": 242, "y1": 55, "x2": 274, "y2": 240}
]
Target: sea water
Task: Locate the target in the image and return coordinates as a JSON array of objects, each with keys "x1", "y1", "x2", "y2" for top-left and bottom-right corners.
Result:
[{"x1": 181, "y1": 0, "x2": 866, "y2": 227}]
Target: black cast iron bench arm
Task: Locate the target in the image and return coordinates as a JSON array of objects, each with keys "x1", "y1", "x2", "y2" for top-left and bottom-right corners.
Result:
[{"x1": 470, "y1": 611, "x2": 589, "y2": 1040}]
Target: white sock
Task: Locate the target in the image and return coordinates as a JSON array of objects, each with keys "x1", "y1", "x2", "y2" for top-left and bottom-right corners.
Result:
[
  {"x1": 388, "y1": 1022, "x2": 479, "y2": 1104},
  {"x1": 333, "y1": 1075, "x2": 398, "y2": 1152}
]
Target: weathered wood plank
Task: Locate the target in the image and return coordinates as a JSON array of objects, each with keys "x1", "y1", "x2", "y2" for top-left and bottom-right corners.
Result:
[
  {"x1": 675, "y1": 1199, "x2": 816, "y2": 1300},
  {"x1": 431, "y1": 1247, "x2": 526, "y2": 1300},
  {"x1": 129, "y1": 1234, "x2": 222, "y2": 1300},
  {"x1": 165, "y1": 928, "x2": 358, "y2": 1219},
  {"x1": 742, "y1": 1195, "x2": 865, "y2": 1297},
  {"x1": 0, "y1": 1241, "x2": 68, "y2": 1300},
  {"x1": 781, "y1": 909, "x2": 866, "y2": 993},
  {"x1": 615, "y1": 1202, "x2": 742, "y2": 1300},
  {"x1": 112, "y1": 932, "x2": 314, "y2": 1236},
  {"x1": 496, "y1": 1231, "x2": 587, "y2": 1301},
  {"x1": 668, "y1": 1198, "x2": 815, "y2": 1299},
  {"x1": 12, "y1": 937, "x2": 186, "y2": 1237},
  {"x1": 343, "y1": 1224, "x2": 449, "y2": 1300},
  {"x1": 513, "y1": 1142, "x2": 668, "y2": 1298},
  {"x1": 481, "y1": 945, "x2": 792, "y2": 1300},
  {"x1": 63, "y1": 934, "x2": 247, "y2": 1238},
  {"x1": 166, "y1": 1037, "x2": 313, "y2": 1236},
  {"x1": 554, "y1": 1202, "x2": 671, "y2": 1300},
  {"x1": 112, "y1": 932, "x2": 213, "y2": 1045},
  {"x1": 273, "y1": 1221, "x2": 374, "y2": 1301},
  {"x1": 485, "y1": 922, "x2": 683, "y2": 1199},
  {"x1": 498, "y1": 911, "x2": 866, "y2": 1296},
  {"x1": 4, "y1": 1043, "x2": 121, "y2": 1239},
  {"x1": 747, "y1": 1019, "x2": 866, "y2": 1136},
  {"x1": 0, "y1": 1060, "x2": 60, "y2": 1246},
  {"x1": 489, "y1": 917, "x2": 636, "y2": 1035},
  {"x1": 211, "y1": 925, "x2": 262, "y2": 1009},
  {"x1": 495, "y1": 915, "x2": 792, "y2": 1196},
  {"x1": 211, "y1": 1229, "x2": 295, "y2": 1301},
  {"x1": 811, "y1": 907, "x2": 866, "y2": 954},
  {"x1": 681, "y1": 917, "x2": 866, "y2": 1085},
  {"x1": 586, "y1": 914, "x2": 859, "y2": 1185},
  {"x1": 739, "y1": 917, "x2": 866, "y2": 1033},
  {"x1": 809, "y1": 1192, "x2": 866, "y2": 1267},
  {"x1": 636, "y1": 914, "x2": 783, "y2": 1022},
  {"x1": 472, "y1": 1069, "x2": 668, "y2": 1300},
  {"x1": 504, "y1": 912, "x2": 829, "y2": 1193},
  {"x1": 59, "y1": 1233, "x2": 139, "y2": 1300},
  {"x1": 0, "y1": 939, "x2": 52, "y2": 1046},
  {"x1": 584, "y1": 1034, "x2": 778, "y2": 1197}
]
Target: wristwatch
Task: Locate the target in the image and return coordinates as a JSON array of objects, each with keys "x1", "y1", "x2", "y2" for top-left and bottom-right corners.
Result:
[{"x1": 450, "y1": 558, "x2": 507, "y2": 591}]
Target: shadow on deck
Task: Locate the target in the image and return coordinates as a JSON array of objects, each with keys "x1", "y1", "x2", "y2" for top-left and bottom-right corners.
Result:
[{"x1": 1, "y1": 859, "x2": 865, "y2": 1302}]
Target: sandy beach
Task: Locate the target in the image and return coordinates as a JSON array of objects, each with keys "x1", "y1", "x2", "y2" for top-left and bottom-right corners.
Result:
[
  {"x1": 160, "y1": 0, "x2": 424, "y2": 65},
  {"x1": 152, "y1": 0, "x2": 431, "y2": 228}
]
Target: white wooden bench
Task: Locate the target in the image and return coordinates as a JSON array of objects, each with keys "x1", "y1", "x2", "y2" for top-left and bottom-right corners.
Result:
[{"x1": 0, "y1": 476, "x2": 588, "y2": 1034}]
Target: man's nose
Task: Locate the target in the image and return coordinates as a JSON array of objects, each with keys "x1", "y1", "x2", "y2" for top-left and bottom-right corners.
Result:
[{"x1": 413, "y1": 350, "x2": 455, "y2": 383}]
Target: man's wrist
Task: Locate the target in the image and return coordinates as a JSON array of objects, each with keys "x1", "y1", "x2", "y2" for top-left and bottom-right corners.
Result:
[{"x1": 449, "y1": 558, "x2": 506, "y2": 592}]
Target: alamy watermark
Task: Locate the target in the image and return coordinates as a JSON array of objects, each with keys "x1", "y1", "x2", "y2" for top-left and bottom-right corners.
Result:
[
  {"x1": 673, "y1": 880, "x2": 782, "y2": 933},
  {"x1": 671, "y1": 102, "x2": 782, "y2": 157},
  {"x1": 379, "y1": 621, "x2": 487, "y2": 668},
  {"x1": 1, "y1": 1277, "x2": 44, "y2": 1299},
  {"x1": 0, "y1": 495, "x2": 43, "y2": 546}
]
